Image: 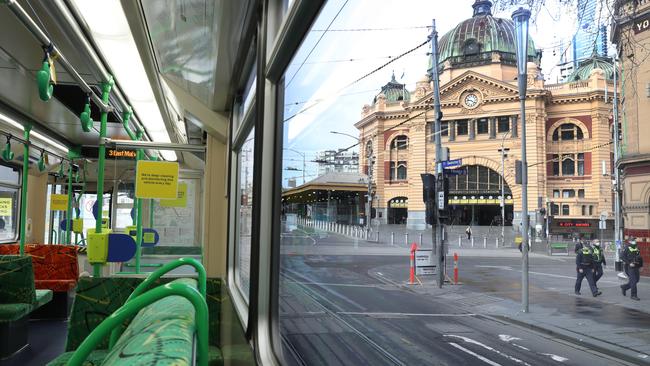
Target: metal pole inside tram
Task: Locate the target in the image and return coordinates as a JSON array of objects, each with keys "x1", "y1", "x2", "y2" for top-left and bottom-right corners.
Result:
[
  {"x1": 94, "y1": 78, "x2": 114, "y2": 277},
  {"x1": 134, "y1": 131, "x2": 144, "y2": 274},
  {"x1": 18, "y1": 125, "x2": 31, "y2": 256},
  {"x1": 66, "y1": 160, "x2": 73, "y2": 244}
]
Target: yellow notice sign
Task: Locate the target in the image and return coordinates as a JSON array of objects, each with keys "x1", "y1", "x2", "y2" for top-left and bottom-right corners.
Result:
[
  {"x1": 160, "y1": 182, "x2": 187, "y2": 208},
  {"x1": 135, "y1": 161, "x2": 179, "y2": 199},
  {"x1": 0, "y1": 198, "x2": 12, "y2": 216},
  {"x1": 50, "y1": 194, "x2": 69, "y2": 211}
]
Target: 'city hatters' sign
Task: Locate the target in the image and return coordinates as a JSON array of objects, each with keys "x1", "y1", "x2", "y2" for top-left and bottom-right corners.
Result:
[{"x1": 634, "y1": 13, "x2": 650, "y2": 34}]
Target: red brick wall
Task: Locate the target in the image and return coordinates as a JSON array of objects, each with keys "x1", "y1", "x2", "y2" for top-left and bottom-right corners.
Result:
[{"x1": 624, "y1": 229, "x2": 650, "y2": 277}]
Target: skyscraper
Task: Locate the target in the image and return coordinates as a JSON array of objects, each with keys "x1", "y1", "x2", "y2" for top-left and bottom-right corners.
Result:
[{"x1": 572, "y1": 0, "x2": 608, "y2": 64}]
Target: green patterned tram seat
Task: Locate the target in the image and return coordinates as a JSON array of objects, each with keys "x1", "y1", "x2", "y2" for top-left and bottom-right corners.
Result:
[
  {"x1": 0, "y1": 255, "x2": 53, "y2": 358},
  {"x1": 48, "y1": 278, "x2": 202, "y2": 366}
]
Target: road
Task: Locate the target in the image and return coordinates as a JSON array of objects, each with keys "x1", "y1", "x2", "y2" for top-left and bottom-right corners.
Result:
[{"x1": 279, "y1": 230, "x2": 648, "y2": 366}]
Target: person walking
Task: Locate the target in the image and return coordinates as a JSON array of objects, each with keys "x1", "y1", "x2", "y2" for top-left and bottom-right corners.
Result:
[
  {"x1": 592, "y1": 240, "x2": 606, "y2": 288},
  {"x1": 465, "y1": 226, "x2": 472, "y2": 240},
  {"x1": 575, "y1": 242, "x2": 601, "y2": 297},
  {"x1": 621, "y1": 239, "x2": 643, "y2": 301}
]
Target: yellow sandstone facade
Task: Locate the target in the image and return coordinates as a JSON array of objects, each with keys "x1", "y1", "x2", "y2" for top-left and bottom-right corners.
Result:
[{"x1": 356, "y1": 1, "x2": 617, "y2": 235}]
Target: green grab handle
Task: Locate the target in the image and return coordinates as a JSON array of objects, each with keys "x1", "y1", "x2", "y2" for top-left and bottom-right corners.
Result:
[
  {"x1": 36, "y1": 61, "x2": 53, "y2": 101},
  {"x1": 108, "y1": 257, "x2": 207, "y2": 349},
  {"x1": 1, "y1": 143, "x2": 14, "y2": 161},
  {"x1": 37, "y1": 154, "x2": 46, "y2": 172},
  {"x1": 80, "y1": 103, "x2": 93, "y2": 132},
  {"x1": 66, "y1": 282, "x2": 209, "y2": 366}
]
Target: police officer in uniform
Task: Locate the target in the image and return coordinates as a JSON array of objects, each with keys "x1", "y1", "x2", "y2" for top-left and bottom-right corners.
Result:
[
  {"x1": 575, "y1": 242, "x2": 602, "y2": 297},
  {"x1": 621, "y1": 240, "x2": 643, "y2": 301},
  {"x1": 592, "y1": 240, "x2": 606, "y2": 288}
]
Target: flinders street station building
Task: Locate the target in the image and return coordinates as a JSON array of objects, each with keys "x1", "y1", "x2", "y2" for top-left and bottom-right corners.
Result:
[{"x1": 356, "y1": 0, "x2": 618, "y2": 237}]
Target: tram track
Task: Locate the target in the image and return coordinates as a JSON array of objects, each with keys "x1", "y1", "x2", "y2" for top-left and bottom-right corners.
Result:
[{"x1": 281, "y1": 269, "x2": 407, "y2": 366}]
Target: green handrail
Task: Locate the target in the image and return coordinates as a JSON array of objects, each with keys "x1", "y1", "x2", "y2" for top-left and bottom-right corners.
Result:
[
  {"x1": 19, "y1": 126, "x2": 31, "y2": 255},
  {"x1": 93, "y1": 78, "x2": 113, "y2": 277},
  {"x1": 108, "y1": 257, "x2": 206, "y2": 349},
  {"x1": 66, "y1": 282, "x2": 209, "y2": 366},
  {"x1": 66, "y1": 160, "x2": 73, "y2": 244}
]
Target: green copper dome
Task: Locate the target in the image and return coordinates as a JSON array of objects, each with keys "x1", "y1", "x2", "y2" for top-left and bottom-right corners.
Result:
[
  {"x1": 567, "y1": 56, "x2": 616, "y2": 81},
  {"x1": 373, "y1": 72, "x2": 410, "y2": 104},
  {"x1": 436, "y1": 1, "x2": 538, "y2": 69}
]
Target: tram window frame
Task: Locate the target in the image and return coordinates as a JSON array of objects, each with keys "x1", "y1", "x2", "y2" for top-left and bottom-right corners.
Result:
[
  {"x1": 262, "y1": 2, "x2": 344, "y2": 365},
  {"x1": 0, "y1": 162, "x2": 21, "y2": 243}
]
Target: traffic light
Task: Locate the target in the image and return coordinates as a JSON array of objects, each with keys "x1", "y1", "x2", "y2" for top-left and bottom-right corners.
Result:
[
  {"x1": 421, "y1": 173, "x2": 436, "y2": 225},
  {"x1": 515, "y1": 160, "x2": 522, "y2": 184}
]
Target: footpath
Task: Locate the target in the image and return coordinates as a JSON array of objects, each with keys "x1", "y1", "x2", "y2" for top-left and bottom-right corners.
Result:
[{"x1": 371, "y1": 251, "x2": 650, "y2": 365}]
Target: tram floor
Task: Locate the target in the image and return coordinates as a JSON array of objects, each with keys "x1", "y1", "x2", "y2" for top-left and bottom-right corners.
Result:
[{"x1": 0, "y1": 318, "x2": 67, "y2": 366}]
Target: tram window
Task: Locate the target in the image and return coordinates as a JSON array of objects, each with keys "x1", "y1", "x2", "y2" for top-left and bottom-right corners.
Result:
[
  {"x1": 497, "y1": 116, "x2": 510, "y2": 133},
  {"x1": 476, "y1": 118, "x2": 489, "y2": 134},
  {"x1": 457, "y1": 120, "x2": 468, "y2": 135},
  {"x1": 0, "y1": 186, "x2": 18, "y2": 242},
  {"x1": 0, "y1": 164, "x2": 20, "y2": 242},
  {"x1": 235, "y1": 128, "x2": 255, "y2": 301},
  {"x1": 0, "y1": 164, "x2": 19, "y2": 184}
]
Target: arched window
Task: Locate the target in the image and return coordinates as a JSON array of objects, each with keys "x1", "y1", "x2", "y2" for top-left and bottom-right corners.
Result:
[
  {"x1": 390, "y1": 135, "x2": 408, "y2": 150},
  {"x1": 552, "y1": 123, "x2": 584, "y2": 141}
]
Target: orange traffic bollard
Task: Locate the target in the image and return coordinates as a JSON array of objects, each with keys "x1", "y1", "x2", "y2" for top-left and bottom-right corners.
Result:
[
  {"x1": 409, "y1": 243, "x2": 418, "y2": 284},
  {"x1": 453, "y1": 252, "x2": 459, "y2": 284}
]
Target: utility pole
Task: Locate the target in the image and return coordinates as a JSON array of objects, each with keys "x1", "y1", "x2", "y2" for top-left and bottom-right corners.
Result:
[
  {"x1": 429, "y1": 19, "x2": 444, "y2": 288},
  {"x1": 498, "y1": 131, "x2": 510, "y2": 247},
  {"x1": 367, "y1": 143, "x2": 374, "y2": 234},
  {"x1": 512, "y1": 7, "x2": 531, "y2": 313},
  {"x1": 613, "y1": 55, "x2": 622, "y2": 269}
]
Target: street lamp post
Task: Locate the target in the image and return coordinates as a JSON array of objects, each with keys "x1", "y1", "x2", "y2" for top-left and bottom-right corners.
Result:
[
  {"x1": 498, "y1": 131, "x2": 511, "y2": 247},
  {"x1": 283, "y1": 148, "x2": 306, "y2": 185},
  {"x1": 330, "y1": 131, "x2": 373, "y2": 234},
  {"x1": 512, "y1": 7, "x2": 531, "y2": 313}
]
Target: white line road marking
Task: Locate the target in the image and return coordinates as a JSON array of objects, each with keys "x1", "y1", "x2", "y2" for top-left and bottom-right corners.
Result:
[
  {"x1": 541, "y1": 353, "x2": 569, "y2": 362},
  {"x1": 498, "y1": 335, "x2": 521, "y2": 342},
  {"x1": 286, "y1": 281, "x2": 381, "y2": 288},
  {"x1": 444, "y1": 335, "x2": 532, "y2": 366},
  {"x1": 338, "y1": 312, "x2": 477, "y2": 317},
  {"x1": 476, "y1": 265, "x2": 514, "y2": 270},
  {"x1": 447, "y1": 342, "x2": 502, "y2": 366}
]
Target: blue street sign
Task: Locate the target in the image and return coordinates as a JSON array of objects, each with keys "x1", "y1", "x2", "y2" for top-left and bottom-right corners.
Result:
[
  {"x1": 442, "y1": 159, "x2": 462, "y2": 168},
  {"x1": 444, "y1": 168, "x2": 467, "y2": 176}
]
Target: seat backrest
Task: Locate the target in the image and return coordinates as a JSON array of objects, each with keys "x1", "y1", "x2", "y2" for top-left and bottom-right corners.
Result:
[
  {"x1": 0, "y1": 255, "x2": 36, "y2": 304},
  {"x1": 26, "y1": 244, "x2": 79, "y2": 282},
  {"x1": 0, "y1": 244, "x2": 79, "y2": 282},
  {"x1": 101, "y1": 278, "x2": 198, "y2": 366}
]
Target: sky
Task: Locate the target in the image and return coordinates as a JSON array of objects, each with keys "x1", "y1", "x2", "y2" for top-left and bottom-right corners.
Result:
[{"x1": 281, "y1": 0, "x2": 595, "y2": 186}]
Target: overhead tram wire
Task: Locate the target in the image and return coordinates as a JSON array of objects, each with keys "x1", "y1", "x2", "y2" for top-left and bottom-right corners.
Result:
[
  {"x1": 311, "y1": 25, "x2": 430, "y2": 32},
  {"x1": 285, "y1": 0, "x2": 349, "y2": 88},
  {"x1": 283, "y1": 39, "x2": 429, "y2": 123}
]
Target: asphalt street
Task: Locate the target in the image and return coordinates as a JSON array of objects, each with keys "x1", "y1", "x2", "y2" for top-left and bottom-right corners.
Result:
[{"x1": 279, "y1": 229, "x2": 649, "y2": 366}]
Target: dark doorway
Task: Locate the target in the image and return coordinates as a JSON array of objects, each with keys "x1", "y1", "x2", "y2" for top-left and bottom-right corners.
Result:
[{"x1": 387, "y1": 197, "x2": 408, "y2": 224}]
